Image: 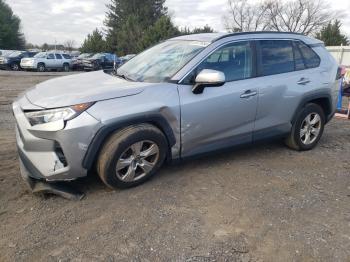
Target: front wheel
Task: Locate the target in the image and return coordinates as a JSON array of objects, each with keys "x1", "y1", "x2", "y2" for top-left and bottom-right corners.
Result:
[
  {"x1": 11, "y1": 63, "x2": 20, "y2": 71},
  {"x1": 63, "y1": 63, "x2": 70, "y2": 72},
  {"x1": 285, "y1": 103, "x2": 325, "y2": 151},
  {"x1": 97, "y1": 124, "x2": 168, "y2": 189},
  {"x1": 37, "y1": 63, "x2": 46, "y2": 72}
]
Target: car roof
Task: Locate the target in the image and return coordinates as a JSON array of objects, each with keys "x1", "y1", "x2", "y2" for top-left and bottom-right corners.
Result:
[
  {"x1": 169, "y1": 32, "x2": 323, "y2": 45},
  {"x1": 170, "y1": 33, "x2": 225, "y2": 43}
]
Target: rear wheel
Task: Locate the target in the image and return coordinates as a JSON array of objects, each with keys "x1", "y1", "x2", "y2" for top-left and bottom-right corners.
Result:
[
  {"x1": 97, "y1": 124, "x2": 168, "y2": 189},
  {"x1": 285, "y1": 103, "x2": 325, "y2": 151},
  {"x1": 37, "y1": 63, "x2": 46, "y2": 72}
]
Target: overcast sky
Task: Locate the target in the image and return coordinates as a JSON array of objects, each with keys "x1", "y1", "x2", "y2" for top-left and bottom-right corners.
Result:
[{"x1": 5, "y1": 0, "x2": 350, "y2": 46}]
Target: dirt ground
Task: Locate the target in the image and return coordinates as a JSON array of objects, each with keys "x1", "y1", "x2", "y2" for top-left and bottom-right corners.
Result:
[{"x1": 0, "y1": 70, "x2": 350, "y2": 262}]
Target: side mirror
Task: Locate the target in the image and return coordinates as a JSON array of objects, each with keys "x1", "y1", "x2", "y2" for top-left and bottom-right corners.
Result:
[{"x1": 192, "y1": 69, "x2": 225, "y2": 94}]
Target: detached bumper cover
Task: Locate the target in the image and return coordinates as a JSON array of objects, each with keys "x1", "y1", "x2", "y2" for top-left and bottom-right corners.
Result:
[{"x1": 19, "y1": 157, "x2": 85, "y2": 200}]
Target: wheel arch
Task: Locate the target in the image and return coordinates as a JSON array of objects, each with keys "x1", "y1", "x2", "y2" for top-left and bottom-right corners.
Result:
[
  {"x1": 291, "y1": 93, "x2": 333, "y2": 125},
  {"x1": 82, "y1": 114, "x2": 176, "y2": 170}
]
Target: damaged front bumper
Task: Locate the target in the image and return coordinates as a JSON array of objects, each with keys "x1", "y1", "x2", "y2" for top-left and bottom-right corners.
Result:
[
  {"x1": 19, "y1": 156, "x2": 84, "y2": 200},
  {"x1": 19, "y1": 158, "x2": 85, "y2": 200},
  {"x1": 13, "y1": 95, "x2": 102, "y2": 199}
]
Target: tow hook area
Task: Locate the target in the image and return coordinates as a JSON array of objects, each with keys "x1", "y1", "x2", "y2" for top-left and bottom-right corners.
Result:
[{"x1": 20, "y1": 161, "x2": 85, "y2": 201}]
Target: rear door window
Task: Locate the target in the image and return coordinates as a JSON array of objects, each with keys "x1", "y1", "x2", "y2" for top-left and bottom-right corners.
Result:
[
  {"x1": 55, "y1": 54, "x2": 63, "y2": 59},
  {"x1": 258, "y1": 40, "x2": 294, "y2": 76}
]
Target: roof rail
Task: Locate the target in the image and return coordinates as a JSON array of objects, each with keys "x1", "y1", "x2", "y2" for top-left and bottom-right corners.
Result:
[{"x1": 214, "y1": 31, "x2": 305, "y2": 42}]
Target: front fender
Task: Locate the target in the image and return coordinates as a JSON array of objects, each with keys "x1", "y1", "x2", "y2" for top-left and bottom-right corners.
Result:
[{"x1": 82, "y1": 114, "x2": 177, "y2": 170}]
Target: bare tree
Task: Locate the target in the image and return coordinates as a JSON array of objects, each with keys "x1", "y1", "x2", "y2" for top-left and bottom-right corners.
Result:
[
  {"x1": 224, "y1": 0, "x2": 338, "y2": 35},
  {"x1": 265, "y1": 0, "x2": 336, "y2": 35},
  {"x1": 224, "y1": 0, "x2": 270, "y2": 32},
  {"x1": 64, "y1": 40, "x2": 76, "y2": 52}
]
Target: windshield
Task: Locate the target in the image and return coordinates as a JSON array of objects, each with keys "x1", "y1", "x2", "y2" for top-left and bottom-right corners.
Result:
[
  {"x1": 9, "y1": 51, "x2": 23, "y2": 57},
  {"x1": 34, "y1": 52, "x2": 47, "y2": 58},
  {"x1": 92, "y1": 53, "x2": 104, "y2": 59},
  {"x1": 117, "y1": 40, "x2": 209, "y2": 83},
  {"x1": 79, "y1": 53, "x2": 92, "y2": 59}
]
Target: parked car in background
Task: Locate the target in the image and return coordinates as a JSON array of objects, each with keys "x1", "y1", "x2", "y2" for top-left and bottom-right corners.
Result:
[
  {"x1": 83, "y1": 53, "x2": 120, "y2": 71},
  {"x1": 119, "y1": 54, "x2": 136, "y2": 64},
  {"x1": 62, "y1": 54, "x2": 72, "y2": 60},
  {"x1": 12, "y1": 32, "x2": 340, "y2": 192},
  {"x1": 0, "y1": 50, "x2": 17, "y2": 57},
  {"x1": 0, "y1": 51, "x2": 38, "y2": 71},
  {"x1": 72, "y1": 53, "x2": 93, "y2": 70},
  {"x1": 21, "y1": 52, "x2": 72, "y2": 72}
]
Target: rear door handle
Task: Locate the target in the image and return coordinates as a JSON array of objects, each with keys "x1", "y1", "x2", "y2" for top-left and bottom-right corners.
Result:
[
  {"x1": 297, "y1": 78, "x2": 311, "y2": 85},
  {"x1": 240, "y1": 90, "x2": 257, "y2": 99}
]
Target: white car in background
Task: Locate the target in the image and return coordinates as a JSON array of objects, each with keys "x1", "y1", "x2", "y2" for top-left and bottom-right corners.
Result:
[{"x1": 21, "y1": 52, "x2": 72, "y2": 72}]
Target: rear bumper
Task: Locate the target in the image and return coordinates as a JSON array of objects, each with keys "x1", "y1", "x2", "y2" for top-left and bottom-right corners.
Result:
[
  {"x1": 13, "y1": 96, "x2": 102, "y2": 182},
  {"x1": 326, "y1": 110, "x2": 336, "y2": 123}
]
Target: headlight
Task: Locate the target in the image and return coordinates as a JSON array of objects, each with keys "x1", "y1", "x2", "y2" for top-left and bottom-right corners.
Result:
[
  {"x1": 25, "y1": 102, "x2": 93, "y2": 126},
  {"x1": 3, "y1": 58, "x2": 8, "y2": 63}
]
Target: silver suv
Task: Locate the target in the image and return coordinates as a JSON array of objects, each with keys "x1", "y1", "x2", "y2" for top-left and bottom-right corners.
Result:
[
  {"x1": 20, "y1": 52, "x2": 72, "y2": 72},
  {"x1": 13, "y1": 32, "x2": 340, "y2": 191}
]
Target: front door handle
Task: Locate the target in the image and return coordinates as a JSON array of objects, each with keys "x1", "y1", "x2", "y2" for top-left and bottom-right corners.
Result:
[
  {"x1": 297, "y1": 78, "x2": 311, "y2": 85},
  {"x1": 240, "y1": 90, "x2": 257, "y2": 99}
]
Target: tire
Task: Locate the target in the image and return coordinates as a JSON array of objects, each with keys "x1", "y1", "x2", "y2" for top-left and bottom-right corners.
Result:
[
  {"x1": 37, "y1": 63, "x2": 46, "y2": 72},
  {"x1": 63, "y1": 63, "x2": 70, "y2": 72},
  {"x1": 94, "y1": 63, "x2": 102, "y2": 71},
  {"x1": 97, "y1": 124, "x2": 168, "y2": 189},
  {"x1": 285, "y1": 103, "x2": 325, "y2": 151},
  {"x1": 11, "y1": 63, "x2": 20, "y2": 71}
]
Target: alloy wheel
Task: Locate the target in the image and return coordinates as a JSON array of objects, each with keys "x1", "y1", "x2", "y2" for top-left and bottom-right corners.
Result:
[
  {"x1": 115, "y1": 140, "x2": 160, "y2": 182},
  {"x1": 300, "y1": 113, "x2": 321, "y2": 145},
  {"x1": 12, "y1": 64, "x2": 19, "y2": 71},
  {"x1": 38, "y1": 65, "x2": 45, "y2": 72}
]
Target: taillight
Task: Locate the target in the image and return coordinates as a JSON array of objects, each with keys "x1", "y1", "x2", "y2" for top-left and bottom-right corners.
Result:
[{"x1": 336, "y1": 66, "x2": 345, "y2": 80}]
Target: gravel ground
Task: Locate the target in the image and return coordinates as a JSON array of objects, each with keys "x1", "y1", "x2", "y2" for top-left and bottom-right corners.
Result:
[{"x1": 0, "y1": 70, "x2": 350, "y2": 262}]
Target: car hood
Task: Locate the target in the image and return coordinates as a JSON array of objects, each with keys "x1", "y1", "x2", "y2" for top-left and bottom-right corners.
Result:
[
  {"x1": 25, "y1": 71, "x2": 148, "y2": 108},
  {"x1": 86, "y1": 58, "x2": 99, "y2": 61},
  {"x1": 7, "y1": 56, "x2": 19, "y2": 61}
]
